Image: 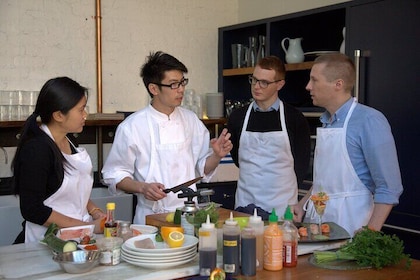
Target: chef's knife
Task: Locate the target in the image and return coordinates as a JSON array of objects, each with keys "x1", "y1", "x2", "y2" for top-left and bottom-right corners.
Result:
[{"x1": 163, "y1": 176, "x2": 203, "y2": 193}]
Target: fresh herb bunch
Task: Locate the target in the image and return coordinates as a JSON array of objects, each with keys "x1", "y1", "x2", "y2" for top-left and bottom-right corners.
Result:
[
  {"x1": 314, "y1": 227, "x2": 411, "y2": 269},
  {"x1": 193, "y1": 202, "x2": 219, "y2": 227}
]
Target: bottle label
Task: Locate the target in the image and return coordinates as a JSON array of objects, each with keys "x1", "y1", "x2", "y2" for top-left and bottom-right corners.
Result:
[
  {"x1": 199, "y1": 231, "x2": 211, "y2": 237},
  {"x1": 104, "y1": 226, "x2": 117, "y2": 237},
  {"x1": 223, "y1": 264, "x2": 236, "y2": 273},
  {"x1": 181, "y1": 214, "x2": 195, "y2": 236},
  {"x1": 223, "y1": 240, "x2": 238, "y2": 247}
]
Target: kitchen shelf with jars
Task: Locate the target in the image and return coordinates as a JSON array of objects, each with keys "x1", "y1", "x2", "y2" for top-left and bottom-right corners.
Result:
[{"x1": 218, "y1": 4, "x2": 346, "y2": 118}]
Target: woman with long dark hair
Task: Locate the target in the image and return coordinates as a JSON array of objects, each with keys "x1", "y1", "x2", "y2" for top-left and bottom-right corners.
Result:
[{"x1": 12, "y1": 77, "x2": 106, "y2": 243}]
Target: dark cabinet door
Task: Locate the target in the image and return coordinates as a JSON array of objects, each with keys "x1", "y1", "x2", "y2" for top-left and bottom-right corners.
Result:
[{"x1": 346, "y1": 0, "x2": 420, "y2": 230}]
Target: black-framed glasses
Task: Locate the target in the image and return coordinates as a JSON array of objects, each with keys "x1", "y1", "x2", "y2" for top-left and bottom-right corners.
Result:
[
  {"x1": 154, "y1": 78, "x2": 189, "y2": 90},
  {"x1": 248, "y1": 75, "x2": 282, "y2": 89}
]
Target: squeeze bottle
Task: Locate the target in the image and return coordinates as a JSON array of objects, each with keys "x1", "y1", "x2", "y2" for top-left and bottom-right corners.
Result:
[
  {"x1": 241, "y1": 226, "x2": 256, "y2": 276},
  {"x1": 282, "y1": 206, "x2": 298, "y2": 267},
  {"x1": 248, "y1": 208, "x2": 264, "y2": 271},
  {"x1": 198, "y1": 214, "x2": 217, "y2": 276},
  {"x1": 223, "y1": 212, "x2": 240, "y2": 276},
  {"x1": 263, "y1": 208, "x2": 283, "y2": 271}
]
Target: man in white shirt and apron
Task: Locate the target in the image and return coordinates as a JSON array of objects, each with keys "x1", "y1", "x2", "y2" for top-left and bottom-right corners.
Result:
[
  {"x1": 295, "y1": 54, "x2": 403, "y2": 236},
  {"x1": 102, "y1": 52, "x2": 233, "y2": 224}
]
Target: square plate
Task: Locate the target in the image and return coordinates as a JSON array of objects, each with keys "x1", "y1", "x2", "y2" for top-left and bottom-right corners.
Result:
[{"x1": 296, "y1": 222, "x2": 350, "y2": 243}]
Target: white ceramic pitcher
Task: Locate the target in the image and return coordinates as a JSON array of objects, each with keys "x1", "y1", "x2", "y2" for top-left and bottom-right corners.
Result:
[{"x1": 281, "y1": 37, "x2": 304, "y2": 63}]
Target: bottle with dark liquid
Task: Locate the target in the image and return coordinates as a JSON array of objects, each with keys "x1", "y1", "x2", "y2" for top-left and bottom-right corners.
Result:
[
  {"x1": 223, "y1": 212, "x2": 240, "y2": 276},
  {"x1": 104, "y1": 202, "x2": 117, "y2": 237},
  {"x1": 198, "y1": 214, "x2": 217, "y2": 276},
  {"x1": 241, "y1": 226, "x2": 256, "y2": 276}
]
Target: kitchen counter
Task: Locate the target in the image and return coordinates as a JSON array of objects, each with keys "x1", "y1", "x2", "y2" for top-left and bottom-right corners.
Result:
[
  {"x1": 0, "y1": 235, "x2": 417, "y2": 279},
  {"x1": 1, "y1": 207, "x2": 416, "y2": 279}
]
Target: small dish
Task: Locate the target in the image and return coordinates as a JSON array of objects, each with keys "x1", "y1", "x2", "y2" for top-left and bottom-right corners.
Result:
[
  {"x1": 57, "y1": 225, "x2": 95, "y2": 241},
  {"x1": 130, "y1": 224, "x2": 158, "y2": 236}
]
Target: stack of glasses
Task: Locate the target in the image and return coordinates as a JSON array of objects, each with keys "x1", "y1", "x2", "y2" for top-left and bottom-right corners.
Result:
[{"x1": 0, "y1": 90, "x2": 39, "y2": 121}]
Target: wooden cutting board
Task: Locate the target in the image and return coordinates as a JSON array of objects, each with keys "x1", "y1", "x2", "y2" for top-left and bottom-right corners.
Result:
[{"x1": 145, "y1": 207, "x2": 249, "y2": 228}]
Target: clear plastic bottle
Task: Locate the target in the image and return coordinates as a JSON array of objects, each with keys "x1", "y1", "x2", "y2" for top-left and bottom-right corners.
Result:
[
  {"x1": 263, "y1": 208, "x2": 283, "y2": 271},
  {"x1": 104, "y1": 202, "x2": 117, "y2": 237},
  {"x1": 241, "y1": 226, "x2": 256, "y2": 276},
  {"x1": 199, "y1": 214, "x2": 217, "y2": 276},
  {"x1": 223, "y1": 212, "x2": 240, "y2": 276},
  {"x1": 248, "y1": 208, "x2": 264, "y2": 271},
  {"x1": 282, "y1": 206, "x2": 298, "y2": 267}
]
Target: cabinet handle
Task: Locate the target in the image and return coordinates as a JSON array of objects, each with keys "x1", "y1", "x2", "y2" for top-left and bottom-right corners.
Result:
[
  {"x1": 354, "y1": 50, "x2": 361, "y2": 102},
  {"x1": 354, "y1": 49, "x2": 371, "y2": 104},
  {"x1": 223, "y1": 193, "x2": 231, "y2": 199}
]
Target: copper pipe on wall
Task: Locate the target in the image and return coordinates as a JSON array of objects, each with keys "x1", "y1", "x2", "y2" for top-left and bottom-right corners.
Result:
[
  {"x1": 95, "y1": 0, "x2": 103, "y2": 113},
  {"x1": 95, "y1": 0, "x2": 104, "y2": 181}
]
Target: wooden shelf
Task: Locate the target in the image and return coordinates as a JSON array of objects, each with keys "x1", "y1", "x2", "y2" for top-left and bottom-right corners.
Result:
[{"x1": 222, "y1": 61, "x2": 314, "y2": 77}]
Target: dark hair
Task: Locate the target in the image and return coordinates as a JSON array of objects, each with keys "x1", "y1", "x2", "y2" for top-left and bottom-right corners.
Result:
[
  {"x1": 257, "y1": 56, "x2": 286, "y2": 80},
  {"x1": 140, "y1": 51, "x2": 188, "y2": 98},
  {"x1": 12, "y1": 77, "x2": 88, "y2": 195}
]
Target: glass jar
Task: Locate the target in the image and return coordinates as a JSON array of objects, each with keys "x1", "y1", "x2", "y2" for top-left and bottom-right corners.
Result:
[
  {"x1": 117, "y1": 221, "x2": 132, "y2": 241},
  {"x1": 96, "y1": 237, "x2": 123, "y2": 266}
]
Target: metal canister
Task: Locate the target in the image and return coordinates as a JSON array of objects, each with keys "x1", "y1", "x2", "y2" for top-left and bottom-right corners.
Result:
[{"x1": 181, "y1": 201, "x2": 198, "y2": 236}]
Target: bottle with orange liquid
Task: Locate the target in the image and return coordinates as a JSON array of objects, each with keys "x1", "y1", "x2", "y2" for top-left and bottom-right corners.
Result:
[{"x1": 263, "y1": 208, "x2": 283, "y2": 271}]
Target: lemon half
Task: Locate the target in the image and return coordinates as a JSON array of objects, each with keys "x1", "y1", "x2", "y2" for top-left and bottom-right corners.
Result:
[{"x1": 166, "y1": 231, "x2": 184, "y2": 248}]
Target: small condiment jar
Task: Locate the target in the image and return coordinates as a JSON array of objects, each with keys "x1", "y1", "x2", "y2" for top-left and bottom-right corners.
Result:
[
  {"x1": 96, "y1": 237, "x2": 123, "y2": 266},
  {"x1": 117, "y1": 221, "x2": 133, "y2": 241}
]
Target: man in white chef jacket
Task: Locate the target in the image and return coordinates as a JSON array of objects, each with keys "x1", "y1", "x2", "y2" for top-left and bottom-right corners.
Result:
[
  {"x1": 102, "y1": 51, "x2": 232, "y2": 224},
  {"x1": 295, "y1": 53, "x2": 403, "y2": 236}
]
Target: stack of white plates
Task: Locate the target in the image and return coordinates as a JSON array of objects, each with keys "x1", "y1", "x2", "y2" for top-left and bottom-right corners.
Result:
[{"x1": 121, "y1": 234, "x2": 198, "y2": 269}]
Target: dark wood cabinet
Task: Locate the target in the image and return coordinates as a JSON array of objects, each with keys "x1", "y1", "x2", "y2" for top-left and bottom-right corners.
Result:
[
  {"x1": 218, "y1": 0, "x2": 420, "y2": 237},
  {"x1": 346, "y1": 0, "x2": 420, "y2": 231}
]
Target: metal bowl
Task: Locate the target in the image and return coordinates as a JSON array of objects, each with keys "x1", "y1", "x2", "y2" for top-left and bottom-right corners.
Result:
[{"x1": 52, "y1": 250, "x2": 100, "y2": 274}]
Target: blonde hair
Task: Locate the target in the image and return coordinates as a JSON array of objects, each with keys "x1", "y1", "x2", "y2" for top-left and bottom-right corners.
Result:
[{"x1": 314, "y1": 53, "x2": 356, "y2": 92}]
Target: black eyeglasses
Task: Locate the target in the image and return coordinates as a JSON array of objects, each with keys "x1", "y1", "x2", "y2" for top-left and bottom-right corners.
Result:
[
  {"x1": 248, "y1": 75, "x2": 282, "y2": 89},
  {"x1": 154, "y1": 78, "x2": 189, "y2": 90}
]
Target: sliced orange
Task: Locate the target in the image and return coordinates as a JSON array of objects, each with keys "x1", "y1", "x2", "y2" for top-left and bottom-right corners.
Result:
[
  {"x1": 160, "y1": 226, "x2": 184, "y2": 242},
  {"x1": 166, "y1": 231, "x2": 184, "y2": 248}
]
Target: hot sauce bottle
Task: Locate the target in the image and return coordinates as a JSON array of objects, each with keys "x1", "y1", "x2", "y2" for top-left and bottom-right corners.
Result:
[{"x1": 282, "y1": 206, "x2": 298, "y2": 267}]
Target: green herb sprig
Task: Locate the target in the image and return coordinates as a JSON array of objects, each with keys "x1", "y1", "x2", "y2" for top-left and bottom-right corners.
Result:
[{"x1": 314, "y1": 227, "x2": 412, "y2": 269}]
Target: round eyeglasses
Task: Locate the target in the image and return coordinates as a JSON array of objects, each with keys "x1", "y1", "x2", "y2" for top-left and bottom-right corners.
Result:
[
  {"x1": 154, "y1": 78, "x2": 189, "y2": 90},
  {"x1": 248, "y1": 75, "x2": 282, "y2": 89}
]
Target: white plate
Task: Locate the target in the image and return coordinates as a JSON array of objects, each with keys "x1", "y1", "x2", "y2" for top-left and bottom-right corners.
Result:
[
  {"x1": 122, "y1": 244, "x2": 196, "y2": 258},
  {"x1": 122, "y1": 252, "x2": 198, "y2": 269},
  {"x1": 57, "y1": 225, "x2": 95, "y2": 241},
  {"x1": 124, "y1": 234, "x2": 198, "y2": 253},
  {"x1": 130, "y1": 224, "x2": 158, "y2": 235},
  {"x1": 122, "y1": 249, "x2": 197, "y2": 263},
  {"x1": 304, "y1": 51, "x2": 339, "y2": 56}
]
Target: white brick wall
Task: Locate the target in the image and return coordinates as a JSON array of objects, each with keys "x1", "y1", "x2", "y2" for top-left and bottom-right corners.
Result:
[{"x1": 0, "y1": 0, "x2": 238, "y2": 113}]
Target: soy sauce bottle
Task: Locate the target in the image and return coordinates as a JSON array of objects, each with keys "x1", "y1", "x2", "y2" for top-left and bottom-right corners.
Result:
[
  {"x1": 223, "y1": 212, "x2": 240, "y2": 276},
  {"x1": 104, "y1": 202, "x2": 117, "y2": 237},
  {"x1": 199, "y1": 214, "x2": 217, "y2": 276}
]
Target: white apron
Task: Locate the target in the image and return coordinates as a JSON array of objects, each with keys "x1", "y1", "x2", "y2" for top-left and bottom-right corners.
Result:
[
  {"x1": 133, "y1": 108, "x2": 196, "y2": 224},
  {"x1": 235, "y1": 101, "x2": 298, "y2": 217},
  {"x1": 305, "y1": 99, "x2": 373, "y2": 236},
  {"x1": 25, "y1": 125, "x2": 93, "y2": 242}
]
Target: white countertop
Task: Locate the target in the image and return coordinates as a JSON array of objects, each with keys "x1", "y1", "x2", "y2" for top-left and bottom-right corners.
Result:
[
  {"x1": 0, "y1": 238, "x2": 347, "y2": 279},
  {"x1": 0, "y1": 242, "x2": 199, "y2": 280}
]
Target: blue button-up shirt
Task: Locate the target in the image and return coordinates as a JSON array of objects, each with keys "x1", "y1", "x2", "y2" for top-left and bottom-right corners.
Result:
[{"x1": 319, "y1": 98, "x2": 403, "y2": 204}]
